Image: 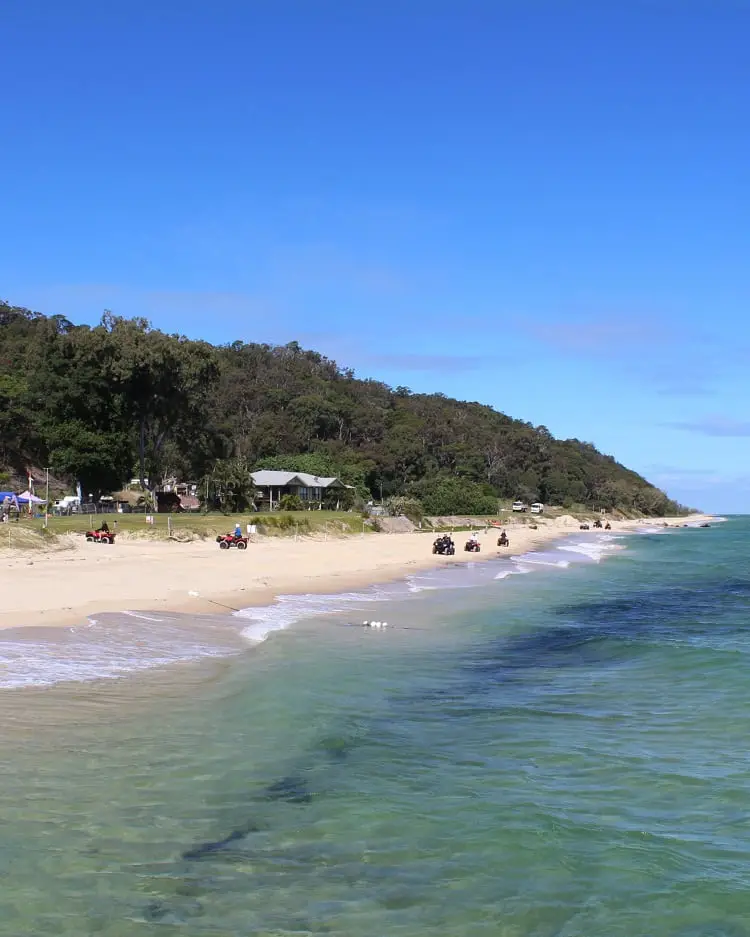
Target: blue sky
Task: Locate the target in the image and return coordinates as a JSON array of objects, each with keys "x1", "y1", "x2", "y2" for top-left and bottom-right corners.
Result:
[{"x1": 2, "y1": 1, "x2": 749, "y2": 511}]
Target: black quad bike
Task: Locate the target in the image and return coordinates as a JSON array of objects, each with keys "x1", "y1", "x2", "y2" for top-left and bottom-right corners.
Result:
[{"x1": 432, "y1": 536, "x2": 455, "y2": 555}]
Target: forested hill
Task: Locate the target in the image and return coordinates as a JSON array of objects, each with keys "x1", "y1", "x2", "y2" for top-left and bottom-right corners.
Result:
[{"x1": 0, "y1": 301, "x2": 685, "y2": 515}]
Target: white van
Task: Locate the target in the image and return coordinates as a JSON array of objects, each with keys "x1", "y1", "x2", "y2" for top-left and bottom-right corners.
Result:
[
  {"x1": 530, "y1": 502, "x2": 544, "y2": 514},
  {"x1": 53, "y1": 495, "x2": 81, "y2": 514},
  {"x1": 512, "y1": 500, "x2": 527, "y2": 512}
]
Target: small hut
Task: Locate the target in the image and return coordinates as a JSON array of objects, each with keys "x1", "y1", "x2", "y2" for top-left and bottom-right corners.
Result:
[{"x1": 111, "y1": 489, "x2": 143, "y2": 513}]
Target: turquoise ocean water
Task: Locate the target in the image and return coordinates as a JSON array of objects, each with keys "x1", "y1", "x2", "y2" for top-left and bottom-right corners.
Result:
[{"x1": 1, "y1": 518, "x2": 748, "y2": 936}]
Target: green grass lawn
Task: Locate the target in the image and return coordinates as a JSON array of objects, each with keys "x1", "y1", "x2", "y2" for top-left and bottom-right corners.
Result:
[{"x1": 12, "y1": 510, "x2": 372, "y2": 541}]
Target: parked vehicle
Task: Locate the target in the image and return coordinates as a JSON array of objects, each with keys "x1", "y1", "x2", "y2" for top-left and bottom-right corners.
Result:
[
  {"x1": 54, "y1": 495, "x2": 81, "y2": 515},
  {"x1": 216, "y1": 533, "x2": 248, "y2": 550},
  {"x1": 530, "y1": 502, "x2": 544, "y2": 514},
  {"x1": 512, "y1": 501, "x2": 527, "y2": 512}
]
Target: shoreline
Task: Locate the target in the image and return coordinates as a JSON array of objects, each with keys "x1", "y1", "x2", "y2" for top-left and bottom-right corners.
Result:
[{"x1": 0, "y1": 515, "x2": 716, "y2": 631}]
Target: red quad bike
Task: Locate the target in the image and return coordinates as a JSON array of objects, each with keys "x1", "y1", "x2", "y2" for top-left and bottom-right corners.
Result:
[
  {"x1": 216, "y1": 534, "x2": 248, "y2": 550},
  {"x1": 464, "y1": 539, "x2": 481, "y2": 553},
  {"x1": 86, "y1": 529, "x2": 116, "y2": 544}
]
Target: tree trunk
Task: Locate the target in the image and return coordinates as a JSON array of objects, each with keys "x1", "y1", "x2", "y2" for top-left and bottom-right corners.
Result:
[{"x1": 139, "y1": 416, "x2": 147, "y2": 490}]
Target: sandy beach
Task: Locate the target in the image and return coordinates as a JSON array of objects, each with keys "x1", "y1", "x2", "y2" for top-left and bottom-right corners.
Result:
[{"x1": 0, "y1": 514, "x2": 714, "y2": 630}]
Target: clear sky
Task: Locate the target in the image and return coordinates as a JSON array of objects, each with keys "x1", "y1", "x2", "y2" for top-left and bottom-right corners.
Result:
[{"x1": 2, "y1": 1, "x2": 749, "y2": 511}]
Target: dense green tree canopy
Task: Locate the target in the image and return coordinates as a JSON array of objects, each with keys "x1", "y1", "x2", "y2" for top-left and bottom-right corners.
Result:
[{"x1": 0, "y1": 299, "x2": 686, "y2": 515}]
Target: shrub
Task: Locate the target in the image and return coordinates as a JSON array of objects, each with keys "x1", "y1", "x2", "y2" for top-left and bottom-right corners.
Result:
[
  {"x1": 278, "y1": 493, "x2": 304, "y2": 512},
  {"x1": 322, "y1": 486, "x2": 356, "y2": 511},
  {"x1": 409, "y1": 477, "x2": 498, "y2": 516},
  {"x1": 384, "y1": 496, "x2": 424, "y2": 523}
]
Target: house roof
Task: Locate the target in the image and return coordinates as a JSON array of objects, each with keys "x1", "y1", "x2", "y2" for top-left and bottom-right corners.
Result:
[
  {"x1": 112, "y1": 489, "x2": 142, "y2": 505},
  {"x1": 250, "y1": 470, "x2": 343, "y2": 489}
]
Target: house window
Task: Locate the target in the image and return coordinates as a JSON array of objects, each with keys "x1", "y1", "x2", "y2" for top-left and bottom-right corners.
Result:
[{"x1": 298, "y1": 487, "x2": 309, "y2": 501}]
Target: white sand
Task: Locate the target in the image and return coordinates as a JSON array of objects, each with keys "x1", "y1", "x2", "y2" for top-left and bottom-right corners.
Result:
[{"x1": 0, "y1": 515, "x2": 714, "y2": 629}]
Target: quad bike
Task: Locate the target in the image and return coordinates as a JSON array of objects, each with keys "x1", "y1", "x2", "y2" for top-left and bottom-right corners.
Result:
[
  {"x1": 579, "y1": 524, "x2": 590, "y2": 530},
  {"x1": 85, "y1": 529, "x2": 116, "y2": 544},
  {"x1": 497, "y1": 534, "x2": 509, "y2": 547},
  {"x1": 432, "y1": 536, "x2": 455, "y2": 556},
  {"x1": 216, "y1": 533, "x2": 248, "y2": 550},
  {"x1": 464, "y1": 539, "x2": 481, "y2": 553}
]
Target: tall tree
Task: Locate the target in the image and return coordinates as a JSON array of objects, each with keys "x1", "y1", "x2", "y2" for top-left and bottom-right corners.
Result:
[{"x1": 98, "y1": 314, "x2": 219, "y2": 493}]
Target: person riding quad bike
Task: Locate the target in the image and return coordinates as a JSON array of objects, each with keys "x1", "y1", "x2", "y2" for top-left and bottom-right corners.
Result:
[
  {"x1": 464, "y1": 534, "x2": 481, "y2": 553},
  {"x1": 432, "y1": 534, "x2": 455, "y2": 555},
  {"x1": 497, "y1": 530, "x2": 509, "y2": 547}
]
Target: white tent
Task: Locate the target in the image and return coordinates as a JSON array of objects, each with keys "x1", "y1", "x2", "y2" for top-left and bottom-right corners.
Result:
[{"x1": 17, "y1": 490, "x2": 46, "y2": 504}]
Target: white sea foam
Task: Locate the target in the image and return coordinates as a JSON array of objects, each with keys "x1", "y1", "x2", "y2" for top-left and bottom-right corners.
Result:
[
  {"x1": 235, "y1": 587, "x2": 401, "y2": 644},
  {"x1": 236, "y1": 554, "x2": 541, "y2": 641},
  {"x1": 558, "y1": 542, "x2": 611, "y2": 562},
  {"x1": 560, "y1": 533, "x2": 625, "y2": 560},
  {"x1": 681, "y1": 516, "x2": 727, "y2": 528},
  {"x1": 121, "y1": 610, "x2": 167, "y2": 622},
  {"x1": 0, "y1": 616, "x2": 234, "y2": 689},
  {"x1": 510, "y1": 552, "x2": 571, "y2": 569}
]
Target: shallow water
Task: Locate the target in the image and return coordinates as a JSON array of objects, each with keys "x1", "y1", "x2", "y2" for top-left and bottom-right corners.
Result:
[{"x1": 2, "y1": 519, "x2": 749, "y2": 935}]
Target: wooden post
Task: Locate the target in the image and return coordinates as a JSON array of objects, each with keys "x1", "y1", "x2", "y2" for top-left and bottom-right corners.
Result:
[{"x1": 168, "y1": 516, "x2": 172, "y2": 537}]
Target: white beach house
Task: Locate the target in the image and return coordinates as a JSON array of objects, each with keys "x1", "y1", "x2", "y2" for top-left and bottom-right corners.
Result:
[{"x1": 250, "y1": 470, "x2": 348, "y2": 511}]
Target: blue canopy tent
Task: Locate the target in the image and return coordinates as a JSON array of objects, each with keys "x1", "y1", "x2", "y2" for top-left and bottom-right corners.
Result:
[{"x1": 0, "y1": 492, "x2": 20, "y2": 513}]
